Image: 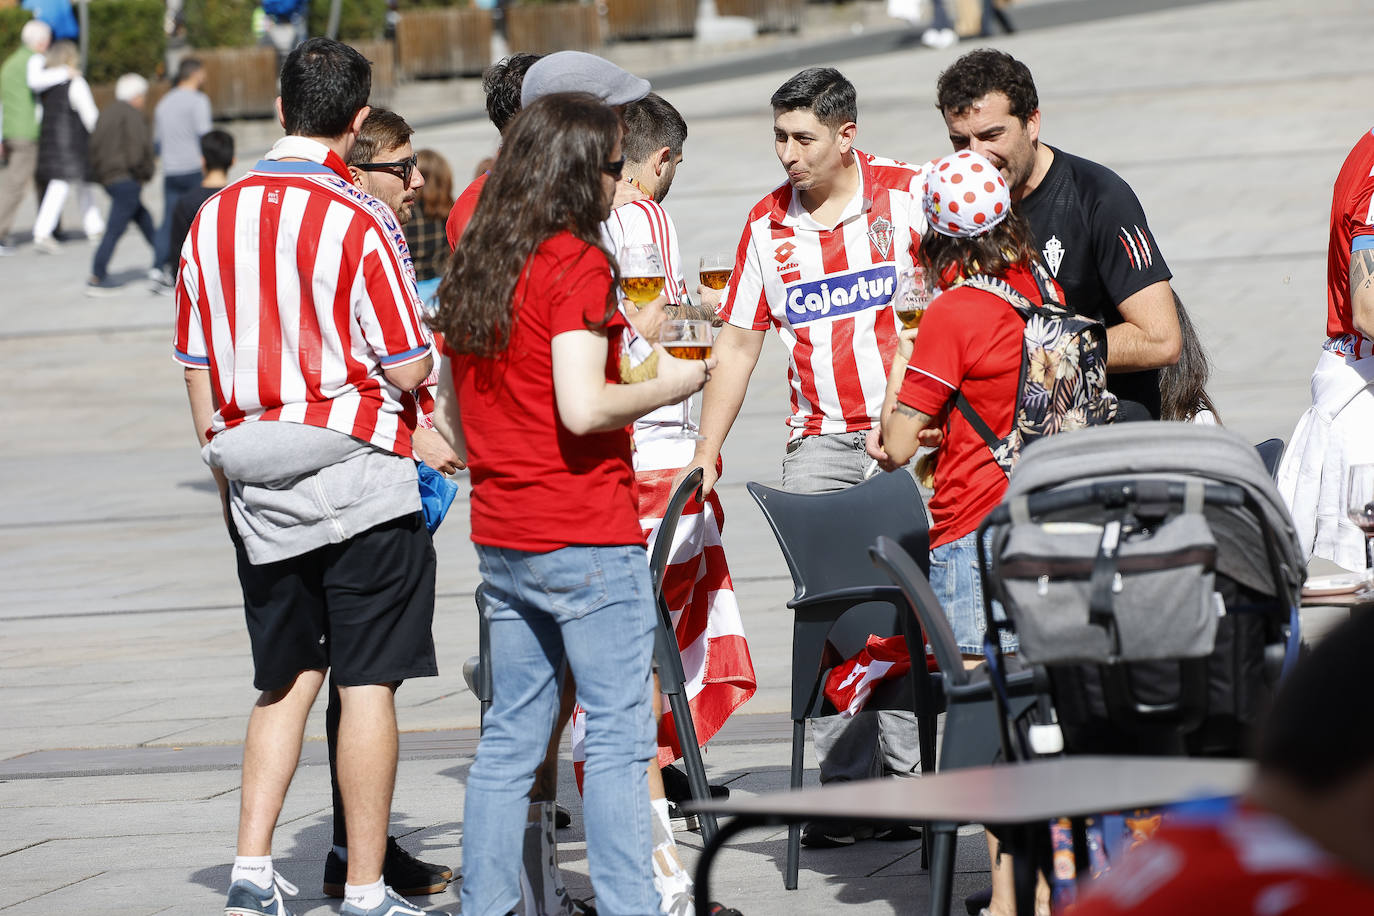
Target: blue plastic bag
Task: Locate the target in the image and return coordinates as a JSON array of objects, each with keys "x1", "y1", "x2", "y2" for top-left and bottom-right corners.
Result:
[{"x1": 416, "y1": 460, "x2": 458, "y2": 534}]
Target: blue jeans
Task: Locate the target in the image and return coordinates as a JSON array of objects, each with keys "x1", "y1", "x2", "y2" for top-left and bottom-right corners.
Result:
[
  {"x1": 91, "y1": 180, "x2": 155, "y2": 282},
  {"x1": 929, "y1": 529, "x2": 1016, "y2": 655},
  {"x1": 156, "y1": 169, "x2": 202, "y2": 270},
  {"x1": 462, "y1": 543, "x2": 659, "y2": 916}
]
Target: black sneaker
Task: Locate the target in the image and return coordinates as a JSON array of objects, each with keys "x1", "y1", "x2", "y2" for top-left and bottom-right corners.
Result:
[
  {"x1": 800, "y1": 819, "x2": 875, "y2": 848},
  {"x1": 660, "y1": 763, "x2": 730, "y2": 804},
  {"x1": 873, "y1": 823, "x2": 923, "y2": 843},
  {"x1": 322, "y1": 836, "x2": 453, "y2": 898},
  {"x1": 84, "y1": 276, "x2": 123, "y2": 297}
]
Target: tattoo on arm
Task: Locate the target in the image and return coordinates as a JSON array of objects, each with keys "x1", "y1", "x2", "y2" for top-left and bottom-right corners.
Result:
[
  {"x1": 664, "y1": 301, "x2": 719, "y2": 323},
  {"x1": 1350, "y1": 248, "x2": 1374, "y2": 294},
  {"x1": 893, "y1": 402, "x2": 923, "y2": 418}
]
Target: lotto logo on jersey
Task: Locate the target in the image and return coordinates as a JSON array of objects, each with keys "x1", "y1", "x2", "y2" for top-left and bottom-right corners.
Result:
[{"x1": 785, "y1": 265, "x2": 896, "y2": 324}]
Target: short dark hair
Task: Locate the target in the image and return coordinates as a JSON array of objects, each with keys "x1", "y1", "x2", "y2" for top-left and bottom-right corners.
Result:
[
  {"x1": 622, "y1": 92, "x2": 687, "y2": 164},
  {"x1": 173, "y1": 57, "x2": 203, "y2": 86},
  {"x1": 936, "y1": 49, "x2": 1039, "y2": 123},
  {"x1": 483, "y1": 53, "x2": 542, "y2": 135},
  {"x1": 770, "y1": 67, "x2": 857, "y2": 130},
  {"x1": 200, "y1": 129, "x2": 235, "y2": 172},
  {"x1": 1255, "y1": 611, "x2": 1374, "y2": 793},
  {"x1": 279, "y1": 38, "x2": 371, "y2": 139},
  {"x1": 347, "y1": 108, "x2": 414, "y2": 167}
]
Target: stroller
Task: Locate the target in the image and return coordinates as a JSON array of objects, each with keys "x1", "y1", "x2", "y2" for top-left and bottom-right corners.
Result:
[{"x1": 975, "y1": 423, "x2": 1306, "y2": 763}]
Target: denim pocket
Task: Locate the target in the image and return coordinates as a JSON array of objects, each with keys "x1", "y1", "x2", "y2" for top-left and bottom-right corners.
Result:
[{"x1": 520, "y1": 546, "x2": 611, "y2": 619}]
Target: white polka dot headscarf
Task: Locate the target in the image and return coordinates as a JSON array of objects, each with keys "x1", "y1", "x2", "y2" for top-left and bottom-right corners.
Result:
[{"x1": 923, "y1": 150, "x2": 1010, "y2": 238}]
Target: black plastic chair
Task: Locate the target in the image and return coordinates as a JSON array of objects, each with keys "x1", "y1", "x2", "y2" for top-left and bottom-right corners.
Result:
[
  {"x1": 1254, "y1": 438, "x2": 1284, "y2": 479},
  {"x1": 748, "y1": 469, "x2": 941, "y2": 890},
  {"x1": 869, "y1": 535, "x2": 1041, "y2": 916},
  {"x1": 648, "y1": 467, "x2": 718, "y2": 843}
]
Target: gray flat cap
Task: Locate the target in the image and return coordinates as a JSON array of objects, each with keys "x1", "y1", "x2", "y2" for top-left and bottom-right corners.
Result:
[{"x1": 520, "y1": 51, "x2": 651, "y2": 108}]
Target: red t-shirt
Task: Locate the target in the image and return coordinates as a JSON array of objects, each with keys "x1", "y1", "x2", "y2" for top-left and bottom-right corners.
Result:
[
  {"x1": 445, "y1": 171, "x2": 488, "y2": 251},
  {"x1": 1073, "y1": 805, "x2": 1374, "y2": 915},
  {"x1": 447, "y1": 231, "x2": 642, "y2": 552},
  {"x1": 898, "y1": 264, "x2": 1037, "y2": 547}
]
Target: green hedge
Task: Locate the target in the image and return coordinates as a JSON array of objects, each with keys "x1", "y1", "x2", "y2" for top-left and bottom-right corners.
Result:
[
  {"x1": 86, "y1": 0, "x2": 166, "y2": 84},
  {"x1": 182, "y1": 0, "x2": 257, "y2": 49},
  {"x1": 309, "y1": 0, "x2": 387, "y2": 41},
  {"x1": 0, "y1": 7, "x2": 33, "y2": 60}
]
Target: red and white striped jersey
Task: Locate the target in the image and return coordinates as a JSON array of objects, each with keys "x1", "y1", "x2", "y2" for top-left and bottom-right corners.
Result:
[
  {"x1": 173, "y1": 136, "x2": 433, "y2": 458},
  {"x1": 719, "y1": 150, "x2": 928, "y2": 440},
  {"x1": 603, "y1": 195, "x2": 692, "y2": 433}
]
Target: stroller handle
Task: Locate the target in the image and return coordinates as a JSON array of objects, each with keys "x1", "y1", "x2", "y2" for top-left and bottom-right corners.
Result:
[{"x1": 982, "y1": 480, "x2": 1246, "y2": 526}]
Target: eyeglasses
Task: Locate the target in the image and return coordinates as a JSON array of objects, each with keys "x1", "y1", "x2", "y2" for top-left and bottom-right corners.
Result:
[
  {"x1": 356, "y1": 153, "x2": 418, "y2": 187},
  {"x1": 603, "y1": 156, "x2": 626, "y2": 179}
]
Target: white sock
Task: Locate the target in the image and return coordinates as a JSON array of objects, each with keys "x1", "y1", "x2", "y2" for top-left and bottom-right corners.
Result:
[
  {"x1": 231, "y1": 855, "x2": 274, "y2": 891},
  {"x1": 344, "y1": 877, "x2": 386, "y2": 911},
  {"x1": 519, "y1": 801, "x2": 576, "y2": 916},
  {"x1": 333, "y1": 844, "x2": 349, "y2": 862},
  {"x1": 651, "y1": 797, "x2": 695, "y2": 916}
]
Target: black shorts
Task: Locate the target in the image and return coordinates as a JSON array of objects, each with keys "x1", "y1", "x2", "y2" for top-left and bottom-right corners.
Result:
[{"x1": 232, "y1": 512, "x2": 438, "y2": 691}]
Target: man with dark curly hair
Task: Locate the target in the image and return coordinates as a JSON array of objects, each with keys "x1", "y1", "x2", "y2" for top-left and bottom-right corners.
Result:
[{"x1": 935, "y1": 49, "x2": 1181, "y2": 420}]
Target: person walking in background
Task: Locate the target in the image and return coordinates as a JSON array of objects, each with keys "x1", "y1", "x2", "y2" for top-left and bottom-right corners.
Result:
[
  {"x1": 430, "y1": 91, "x2": 711, "y2": 916},
  {"x1": 0, "y1": 19, "x2": 71, "y2": 254},
  {"x1": 151, "y1": 57, "x2": 211, "y2": 289},
  {"x1": 30, "y1": 39, "x2": 102, "y2": 253},
  {"x1": 165, "y1": 128, "x2": 233, "y2": 274},
  {"x1": 85, "y1": 73, "x2": 157, "y2": 295},
  {"x1": 403, "y1": 148, "x2": 454, "y2": 308}
]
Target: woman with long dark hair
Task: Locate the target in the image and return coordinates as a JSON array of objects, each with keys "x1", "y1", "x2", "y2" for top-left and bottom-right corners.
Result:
[
  {"x1": 430, "y1": 92, "x2": 711, "y2": 916},
  {"x1": 1160, "y1": 291, "x2": 1222, "y2": 424},
  {"x1": 870, "y1": 148, "x2": 1054, "y2": 916}
]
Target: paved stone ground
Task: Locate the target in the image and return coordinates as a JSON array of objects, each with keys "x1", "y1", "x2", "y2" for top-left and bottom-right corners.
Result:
[{"x1": 0, "y1": 0, "x2": 1367, "y2": 912}]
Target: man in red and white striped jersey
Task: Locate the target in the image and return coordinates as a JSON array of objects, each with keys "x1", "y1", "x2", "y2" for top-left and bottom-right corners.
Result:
[
  {"x1": 682, "y1": 67, "x2": 929, "y2": 847},
  {"x1": 174, "y1": 38, "x2": 446, "y2": 916}
]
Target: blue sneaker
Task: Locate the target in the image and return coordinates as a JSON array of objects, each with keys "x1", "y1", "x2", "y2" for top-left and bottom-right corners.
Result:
[
  {"x1": 224, "y1": 874, "x2": 297, "y2": 916},
  {"x1": 339, "y1": 885, "x2": 452, "y2": 916}
]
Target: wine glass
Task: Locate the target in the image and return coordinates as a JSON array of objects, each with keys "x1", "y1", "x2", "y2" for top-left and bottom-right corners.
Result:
[
  {"x1": 893, "y1": 265, "x2": 932, "y2": 331},
  {"x1": 699, "y1": 253, "x2": 732, "y2": 292},
  {"x1": 1346, "y1": 463, "x2": 1374, "y2": 572},
  {"x1": 660, "y1": 318, "x2": 713, "y2": 440},
  {"x1": 619, "y1": 243, "x2": 666, "y2": 308}
]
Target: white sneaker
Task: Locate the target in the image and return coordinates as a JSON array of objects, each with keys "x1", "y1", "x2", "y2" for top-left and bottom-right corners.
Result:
[
  {"x1": 921, "y1": 27, "x2": 958, "y2": 49},
  {"x1": 32, "y1": 236, "x2": 61, "y2": 254}
]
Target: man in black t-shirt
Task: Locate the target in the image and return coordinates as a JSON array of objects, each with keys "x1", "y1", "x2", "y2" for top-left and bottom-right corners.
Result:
[{"x1": 934, "y1": 49, "x2": 1181, "y2": 418}]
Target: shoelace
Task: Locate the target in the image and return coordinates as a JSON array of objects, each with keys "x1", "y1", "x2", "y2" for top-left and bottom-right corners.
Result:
[{"x1": 273, "y1": 871, "x2": 300, "y2": 898}]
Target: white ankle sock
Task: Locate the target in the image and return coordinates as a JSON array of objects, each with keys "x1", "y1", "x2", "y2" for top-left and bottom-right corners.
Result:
[
  {"x1": 344, "y1": 877, "x2": 386, "y2": 911},
  {"x1": 231, "y1": 855, "x2": 274, "y2": 891},
  {"x1": 651, "y1": 797, "x2": 695, "y2": 916},
  {"x1": 519, "y1": 800, "x2": 576, "y2": 916}
]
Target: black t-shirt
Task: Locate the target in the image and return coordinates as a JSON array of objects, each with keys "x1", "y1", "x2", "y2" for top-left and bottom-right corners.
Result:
[
  {"x1": 167, "y1": 185, "x2": 221, "y2": 273},
  {"x1": 1018, "y1": 146, "x2": 1172, "y2": 418}
]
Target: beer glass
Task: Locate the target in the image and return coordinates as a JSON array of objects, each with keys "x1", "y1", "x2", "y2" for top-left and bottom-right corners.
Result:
[
  {"x1": 660, "y1": 318, "x2": 713, "y2": 440},
  {"x1": 699, "y1": 252, "x2": 732, "y2": 292},
  {"x1": 620, "y1": 243, "x2": 666, "y2": 306},
  {"x1": 1346, "y1": 463, "x2": 1374, "y2": 572},
  {"x1": 893, "y1": 265, "x2": 932, "y2": 330}
]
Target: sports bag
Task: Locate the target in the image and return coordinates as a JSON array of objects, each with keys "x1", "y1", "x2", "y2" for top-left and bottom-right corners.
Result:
[{"x1": 953, "y1": 263, "x2": 1117, "y2": 475}]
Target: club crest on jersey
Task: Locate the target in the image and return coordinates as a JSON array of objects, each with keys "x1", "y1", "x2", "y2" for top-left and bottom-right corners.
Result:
[
  {"x1": 1042, "y1": 235, "x2": 1065, "y2": 276},
  {"x1": 785, "y1": 265, "x2": 897, "y2": 324},
  {"x1": 867, "y1": 216, "x2": 893, "y2": 259}
]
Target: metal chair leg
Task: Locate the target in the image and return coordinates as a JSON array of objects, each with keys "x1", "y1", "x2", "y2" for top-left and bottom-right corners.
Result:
[
  {"x1": 929, "y1": 823, "x2": 958, "y2": 915},
  {"x1": 785, "y1": 718, "x2": 805, "y2": 890}
]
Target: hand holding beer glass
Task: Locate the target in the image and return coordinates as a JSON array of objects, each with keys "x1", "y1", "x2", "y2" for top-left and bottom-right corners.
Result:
[
  {"x1": 699, "y1": 253, "x2": 732, "y2": 291},
  {"x1": 660, "y1": 318, "x2": 713, "y2": 439},
  {"x1": 893, "y1": 265, "x2": 931, "y2": 331}
]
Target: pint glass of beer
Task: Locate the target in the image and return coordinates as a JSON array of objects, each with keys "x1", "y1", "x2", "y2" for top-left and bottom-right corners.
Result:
[
  {"x1": 620, "y1": 243, "x2": 666, "y2": 306},
  {"x1": 660, "y1": 318, "x2": 713, "y2": 439},
  {"x1": 893, "y1": 266, "x2": 931, "y2": 330},
  {"x1": 699, "y1": 252, "x2": 732, "y2": 292}
]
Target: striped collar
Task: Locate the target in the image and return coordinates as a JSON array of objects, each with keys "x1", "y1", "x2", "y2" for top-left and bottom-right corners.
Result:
[{"x1": 257, "y1": 135, "x2": 352, "y2": 182}]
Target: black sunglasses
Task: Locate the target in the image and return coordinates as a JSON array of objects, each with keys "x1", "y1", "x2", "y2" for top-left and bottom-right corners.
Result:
[
  {"x1": 603, "y1": 156, "x2": 626, "y2": 179},
  {"x1": 357, "y1": 153, "x2": 418, "y2": 186}
]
